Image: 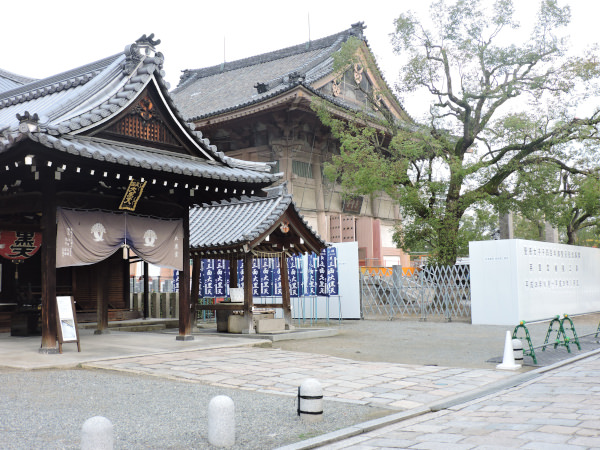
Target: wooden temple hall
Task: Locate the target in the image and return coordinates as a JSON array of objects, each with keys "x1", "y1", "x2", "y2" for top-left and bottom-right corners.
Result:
[{"x1": 0, "y1": 34, "x2": 324, "y2": 352}]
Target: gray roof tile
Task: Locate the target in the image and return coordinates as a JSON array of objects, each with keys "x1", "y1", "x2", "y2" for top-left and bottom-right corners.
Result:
[
  {"x1": 189, "y1": 185, "x2": 324, "y2": 252},
  {"x1": 171, "y1": 23, "x2": 369, "y2": 120},
  {"x1": 0, "y1": 35, "x2": 280, "y2": 184}
]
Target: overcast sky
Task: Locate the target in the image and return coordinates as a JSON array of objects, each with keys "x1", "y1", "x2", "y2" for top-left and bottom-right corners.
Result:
[{"x1": 2, "y1": 0, "x2": 598, "y2": 119}]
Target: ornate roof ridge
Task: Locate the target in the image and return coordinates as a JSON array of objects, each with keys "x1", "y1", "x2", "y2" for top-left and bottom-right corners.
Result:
[{"x1": 175, "y1": 22, "x2": 366, "y2": 92}]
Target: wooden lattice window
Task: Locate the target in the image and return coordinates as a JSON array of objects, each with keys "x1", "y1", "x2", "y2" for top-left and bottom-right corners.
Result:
[{"x1": 106, "y1": 95, "x2": 179, "y2": 146}]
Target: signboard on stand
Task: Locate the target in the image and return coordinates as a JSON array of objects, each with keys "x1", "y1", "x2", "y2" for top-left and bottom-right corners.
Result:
[{"x1": 56, "y1": 296, "x2": 81, "y2": 353}]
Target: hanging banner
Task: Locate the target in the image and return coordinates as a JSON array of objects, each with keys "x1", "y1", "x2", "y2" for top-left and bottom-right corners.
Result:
[
  {"x1": 306, "y1": 253, "x2": 318, "y2": 296},
  {"x1": 259, "y1": 257, "x2": 273, "y2": 296},
  {"x1": 288, "y1": 256, "x2": 303, "y2": 297},
  {"x1": 251, "y1": 258, "x2": 260, "y2": 296},
  {"x1": 326, "y1": 247, "x2": 339, "y2": 296},
  {"x1": 214, "y1": 259, "x2": 229, "y2": 297},
  {"x1": 202, "y1": 259, "x2": 215, "y2": 297},
  {"x1": 273, "y1": 259, "x2": 282, "y2": 297},
  {"x1": 56, "y1": 208, "x2": 183, "y2": 270},
  {"x1": 0, "y1": 231, "x2": 42, "y2": 261},
  {"x1": 317, "y1": 248, "x2": 328, "y2": 296}
]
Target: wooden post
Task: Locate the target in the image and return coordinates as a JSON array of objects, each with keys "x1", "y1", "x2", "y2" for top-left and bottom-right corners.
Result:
[
  {"x1": 190, "y1": 254, "x2": 200, "y2": 326},
  {"x1": 143, "y1": 261, "x2": 149, "y2": 319},
  {"x1": 279, "y1": 255, "x2": 293, "y2": 330},
  {"x1": 95, "y1": 262, "x2": 109, "y2": 334},
  {"x1": 177, "y1": 208, "x2": 193, "y2": 340},
  {"x1": 40, "y1": 171, "x2": 57, "y2": 353},
  {"x1": 243, "y1": 251, "x2": 254, "y2": 333},
  {"x1": 229, "y1": 257, "x2": 238, "y2": 288}
]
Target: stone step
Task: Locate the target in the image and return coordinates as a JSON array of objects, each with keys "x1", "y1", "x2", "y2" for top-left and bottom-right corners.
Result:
[{"x1": 112, "y1": 324, "x2": 167, "y2": 332}]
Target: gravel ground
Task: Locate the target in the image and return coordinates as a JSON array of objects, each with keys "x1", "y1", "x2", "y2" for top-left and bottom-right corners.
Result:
[{"x1": 0, "y1": 368, "x2": 389, "y2": 449}]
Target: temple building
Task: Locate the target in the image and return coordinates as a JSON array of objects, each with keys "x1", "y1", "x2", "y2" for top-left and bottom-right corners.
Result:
[
  {"x1": 171, "y1": 22, "x2": 413, "y2": 268},
  {"x1": 0, "y1": 34, "x2": 287, "y2": 349}
]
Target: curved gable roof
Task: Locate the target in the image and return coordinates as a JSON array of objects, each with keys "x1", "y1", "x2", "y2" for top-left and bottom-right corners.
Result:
[
  {"x1": 0, "y1": 34, "x2": 279, "y2": 184},
  {"x1": 171, "y1": 22, "x2": 409, "y2": 123}
]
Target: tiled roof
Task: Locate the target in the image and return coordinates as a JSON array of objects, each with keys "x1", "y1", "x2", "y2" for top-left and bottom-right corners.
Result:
[
  {"x1": 0, "y1": 34, "x2": 278, "y2": 182},
  {"x1": 189, "y1": 184, "x2": 324, "y2": 252},
  {"x1": 28, "y1": 133, "x2": 279, "y2": 183},
  {"x1": 0, "y1": 69, "x2": 37, "y2": 95},
  {"x1": 171, "y1": 22, "x2": 382, "y2": 121}
]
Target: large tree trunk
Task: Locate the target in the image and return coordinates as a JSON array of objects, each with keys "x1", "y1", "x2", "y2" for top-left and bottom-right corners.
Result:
[{"x1": 566, "y1": 224, "x2": 576, "y2": 245}]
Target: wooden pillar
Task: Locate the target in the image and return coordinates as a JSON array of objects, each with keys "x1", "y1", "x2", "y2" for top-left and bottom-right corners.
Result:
[
  {"x1": 40, "y1": 171, "x2": 57, "y2": 353},
  {"x1": 242, "y1": 251, "x2": 255, "y2": 334},
  {"x1": 279, "y1": 255, "x2": 293, "y2": 330},
  {"x1": 143, "y1": 261, "x2": 149, "y2": 319},
  {"x1": 177, "y1": 208, "x2": 193, "y2": 340},
  {"x1": 190, "y1": 253, "x2": 200, "y2": 325},
  {"x1": 95, "y1": 262, "x2": 109, "y2": 334},
  {"x1": 229, "y1": 258, "x2": 238, "y2": 288}
]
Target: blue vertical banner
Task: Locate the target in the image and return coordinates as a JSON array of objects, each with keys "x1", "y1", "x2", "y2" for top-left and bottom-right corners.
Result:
[
  {"x1": 273, "y1": 258, "x2": 282, "y2": 296},
  {"x1": 317, "y1": 248, "x2": 328, "y2": 296},
  {"x1": 202, "y1": 259, "x2": 215, "y2": 297},
  {"x1": 172, "y1": 269, "x2": 179, "y2": 293},
  {"x1": 287, "y1": 256, "x2": 303, "y2": 297},
  {"x1": 259, "y1": 258, "x2": 273, "y2": 296},
  {"x1": 252, "y1": 258, "x2": 260, "y2": 296},
  {"x1": 214, "y1": 259, "x2": 229, "y2": 297},
  {"x1": 198, "y1": 260, "x2": 204, "y2": 298},
  {"x1": 237, "y1": 259, "x2": 244, "y2": 289},
  {"x1": 326, "y1": 247, "x2": 339, "y2": 295},
  {"x1": 307, "y1": 253, "x2": 318, "y2": 296}
]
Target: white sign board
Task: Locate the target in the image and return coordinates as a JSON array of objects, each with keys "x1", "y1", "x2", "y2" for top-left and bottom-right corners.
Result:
[
  {"x1": 56, "y1": 296, "x2": 81, "y2": 352},
  {"x1": 470, "y1": 239, "x2": 600, "y2": 325}
]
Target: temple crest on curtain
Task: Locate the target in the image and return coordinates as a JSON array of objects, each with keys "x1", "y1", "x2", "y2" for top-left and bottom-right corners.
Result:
[{"x1": 56, "y1": 208, "x2": 183, "y2": 270}]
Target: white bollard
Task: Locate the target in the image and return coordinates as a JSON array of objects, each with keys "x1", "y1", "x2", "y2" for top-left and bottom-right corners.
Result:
[
  {"x1": 81, "y1": 416, "x2": 113, "y2": 450},
  {"x1": 496, "y1": 330, "x2": 521, "y2": 370},
  {"x1": 298, "y1": 378, "x2": 323, "y2": 422},
  {"x1": 512, "y1": 338, "x2": 523, "y2": 363},
  {"x1": 208, "y1": 395, "x2": 235, "y2": 447}
]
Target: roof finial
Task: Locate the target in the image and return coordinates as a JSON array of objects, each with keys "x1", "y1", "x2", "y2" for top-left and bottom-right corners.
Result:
[{"x1": 350, "y1": 22, "x2": 366, "y2": 39}]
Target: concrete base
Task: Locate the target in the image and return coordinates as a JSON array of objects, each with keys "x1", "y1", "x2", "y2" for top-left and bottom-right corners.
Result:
[
  {"x1": 175, "y1": 335, "x2": 195, "y2": 341},
  {"x1": 256, "y1": 318, "x2": 285, "y2": 334},
  {"x1": 38, "y1": 347, "x2": 58, "y2": 354},
  {"x1": 94, "y1": 329, "x2": 111, "y2": 335},
  {"x1": 228, "y1": 315, "x2": 245, "y2": 334}
]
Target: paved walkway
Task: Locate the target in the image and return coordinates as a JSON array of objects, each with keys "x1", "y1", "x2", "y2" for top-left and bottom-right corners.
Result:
[
  {"x1": 85, "y1": 346, "x2": 514, "y2": 411},
  {"x1": 315, "y1": 352, "x2": 600, "y2": 449}
]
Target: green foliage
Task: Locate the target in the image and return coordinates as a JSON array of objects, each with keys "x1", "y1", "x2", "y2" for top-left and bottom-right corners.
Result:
[{"x1": 314, "y1": 0, "x2": 600, "y2": 265}]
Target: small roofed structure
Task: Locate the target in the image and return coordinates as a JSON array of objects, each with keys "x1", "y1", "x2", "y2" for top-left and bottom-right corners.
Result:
[
  {"x1": 189, "y1": 184, "x2": 326, "y2": 332},
  {"x1": 0, "y1": 34, "x2": 281, "y2": 350}
]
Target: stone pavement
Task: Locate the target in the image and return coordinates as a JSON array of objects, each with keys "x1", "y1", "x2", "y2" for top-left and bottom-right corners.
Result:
[
  {"x1": 2, "y1": 317, "x2": 600, "y2": 449},
  {"x1": 84, "y1": 346, "x2": 514, "y2": 411},
  {"x1": 312, "y1": 351, "x2": 600, "y2": 449}
]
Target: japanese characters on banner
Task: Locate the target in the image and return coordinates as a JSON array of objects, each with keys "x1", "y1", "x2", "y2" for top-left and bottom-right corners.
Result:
[
  {"x1": 192, "y1": 251, "x2": 335, "y2": 299},
  {"x1": 201, "y1": 259, "x2": 231, "y2": 298},
  {"x1": 326, "y1": 247, "x2": 339, "y2": 296},
  {"x1": 0, "y1": 231, "x2": 42, "y2": 261},
  {"x1": 287, "y1": 256, "x2": 303, "y2": 297}
]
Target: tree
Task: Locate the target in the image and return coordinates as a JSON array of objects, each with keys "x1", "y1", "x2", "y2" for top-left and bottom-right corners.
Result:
[{"x1": 316, "y1": 0, "x2": 600, "y2": 265}]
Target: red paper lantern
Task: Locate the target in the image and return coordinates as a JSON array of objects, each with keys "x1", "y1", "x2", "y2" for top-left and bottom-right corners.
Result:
[{"x1": 0, "y1": 231, "x2": 42, "y2": 261}]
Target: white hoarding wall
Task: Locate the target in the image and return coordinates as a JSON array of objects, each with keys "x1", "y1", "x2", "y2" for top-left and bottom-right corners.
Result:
[
  {"x1": 470, "y1": 239, "x2": 600, "y2": 325},
  {"x1": 289, "y1": 241, "x2": 361, "y2": 320}
]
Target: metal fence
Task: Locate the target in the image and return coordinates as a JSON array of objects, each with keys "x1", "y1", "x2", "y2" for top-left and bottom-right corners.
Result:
[{"x1": 361, "y1": 265, "x2": 471, "y2": 321}]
